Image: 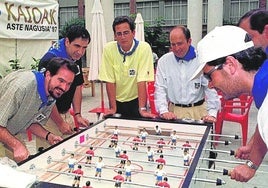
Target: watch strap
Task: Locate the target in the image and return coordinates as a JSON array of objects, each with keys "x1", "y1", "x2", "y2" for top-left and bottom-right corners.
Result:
[{"x1": 246, "y1": 160, "x2": 258, "y2": 170}]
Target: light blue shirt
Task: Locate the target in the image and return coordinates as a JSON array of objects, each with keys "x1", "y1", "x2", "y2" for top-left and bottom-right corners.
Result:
[{"x1": 155, "y1": 51, "x2": 220, "y2": 117}]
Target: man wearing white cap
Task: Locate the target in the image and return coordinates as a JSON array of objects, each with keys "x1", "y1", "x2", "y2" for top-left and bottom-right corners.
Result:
[{"x1": 191, "y1": 25, "x2": 267, "y2": 182}]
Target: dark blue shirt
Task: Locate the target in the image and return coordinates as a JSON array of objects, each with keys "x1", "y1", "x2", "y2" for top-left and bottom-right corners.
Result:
[
  {"x1": 39, "y1": 38, "x2": 84, "y2": 113},
  {"x1": 252, "y1": 47, "x2": 268, "y2": 109}
]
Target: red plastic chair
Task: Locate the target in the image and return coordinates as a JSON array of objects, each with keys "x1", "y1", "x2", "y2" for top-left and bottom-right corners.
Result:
[
  {"x1": 147, "y1": 81, "x2": 158, "y2": 115},
  {"x1": 215, "y1": 94, "x2": 253, "y2": 146}
]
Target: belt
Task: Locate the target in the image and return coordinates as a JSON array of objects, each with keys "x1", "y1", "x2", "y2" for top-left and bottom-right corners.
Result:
[{"x1": 171, "y1": 99, "x2": 205, "y2": 108}]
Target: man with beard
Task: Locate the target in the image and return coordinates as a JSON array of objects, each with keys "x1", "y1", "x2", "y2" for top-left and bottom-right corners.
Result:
[
  {"x1": 37, "y1": 25, "x2": 90, "y2": 150},
  {"x1": 0, "y1": 57, "x2": 79, "y2": 162}
]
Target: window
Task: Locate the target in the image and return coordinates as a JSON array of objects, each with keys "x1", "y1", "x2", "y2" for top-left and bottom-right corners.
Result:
[
  {"x1": 203, "y1": 0, "x2": 208, "y2": 24},
  {"x1": 229, "y1": 0, "x2": 259, "y2": 24},
  {"x1": 164, "y1": 0, "x2": 187, "y2": 26},
  {"x1": 137, "y1": 1, "x2": 159, "y2": 25},
  {"x1": 59, "y1": 7, "x2": 78, "y2": 31},
  {"x1": 114, "y1": 3, "x2": 130, "y2": 17}
]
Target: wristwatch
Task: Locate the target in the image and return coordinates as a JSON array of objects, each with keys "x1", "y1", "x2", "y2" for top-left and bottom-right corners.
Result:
[
  {"x1": 139, "y1": 107, "x2": 147, "y2": 111},
  {"x1": 246, "y1": 160, "x2": 258, "y2": 170}
]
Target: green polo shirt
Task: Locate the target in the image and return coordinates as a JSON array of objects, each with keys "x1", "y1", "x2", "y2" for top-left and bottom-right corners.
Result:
[{"x1": 99, "y1": 40, "x2": 154, "y2": 102}]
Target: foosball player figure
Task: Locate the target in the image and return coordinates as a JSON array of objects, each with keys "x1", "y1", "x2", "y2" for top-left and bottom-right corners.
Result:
[
  {"x1": 170, "y1": 130, "x2": 177, "y2": 149},
  {"x1": 124, "y1": 160, "x2": 133, "y2": 182},
  {"x1": 147, "y1": 146, "x2": 154, "y2": 162},
  {"x1": 82, "y1": 181, "x2": 93, "y2": 188},
  {"x1": 155, "y1": 125, "x2": 162, "y2": 135},
  {"x1": 132, "y1": 135, "x2": 141, "y2": 150},
  {"x1": 113, "y1": 170, "x2": 124, "y2": 188},
  {"x1": 114, "y1": 142, "x2": 121, "y2": 158},
  {"x1": 113, "y1": 125, "x2": 119, "y2": 136},
  {"x1": 109, "y1": 134, "x2": 118, "y2": 148},
  {"x1": 68, "y1": 153, "x2": 77, "y2": 173},
  {"x1": 85, "y1": 146, "x2": 94, "y2": 165},
  {"x1": 157, "y1": 177, "x2": 170, "y2": 188},
  {"x1": 140, "y1": 128, "x2": 148, "y2": 145},
  {"x1": 182, "y1": 140, "x2": 192, "y2": 151},
  {"x1": 157, "y1": 138, "x2": 166, "y2": 153},
  {"x1": 155, "y1": 164, "x2": 166, "y2": 185},
  {"x1": 183, "y1": 148, "x2": 191, "y2": 166},
  {"x1": 119, "y1": 150, "x2": 128, "y2": 168},
  {"x1": 156, "y1": 154, "x2": 166, "y2": 165},
  {"x1": 95, "y1": 156, "x2": 105, "y2": 178},
  {"x1": 72, "y1": 165, "x2": 84, "y2": 188}
]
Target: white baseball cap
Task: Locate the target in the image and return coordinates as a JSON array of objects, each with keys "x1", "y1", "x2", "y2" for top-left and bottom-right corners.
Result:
[{"x1": 190, "y1": 25, "x2": 254, "y2": 80}]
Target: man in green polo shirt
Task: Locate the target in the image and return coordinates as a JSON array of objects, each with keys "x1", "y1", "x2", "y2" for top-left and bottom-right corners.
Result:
[{"x1": 99, "y1": 16, "x2": 155, "y2": 118}]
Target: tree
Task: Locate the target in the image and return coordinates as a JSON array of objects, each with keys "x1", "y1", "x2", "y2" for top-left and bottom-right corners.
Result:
[
  {"x1": 144, "y1": 17, "x2": 169, "y2": 58},
  {"x1": 59, "y1": 18, "x2": 85, "y2": 39}
]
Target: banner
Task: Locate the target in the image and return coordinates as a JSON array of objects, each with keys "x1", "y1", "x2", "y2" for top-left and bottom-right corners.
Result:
[{"x1": 0, "y1": 0, "x2": 58, "y2": 39}]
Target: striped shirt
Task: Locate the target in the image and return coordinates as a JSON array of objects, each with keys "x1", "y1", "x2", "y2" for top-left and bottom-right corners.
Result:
[{"x1": 0, "y1": 70, "x2": 54, "y2": 134}]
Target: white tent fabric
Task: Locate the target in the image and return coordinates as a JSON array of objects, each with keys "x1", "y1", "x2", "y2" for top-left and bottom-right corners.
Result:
[
  {"x1": 89, "y1": 0, "x2": 107, "y2": 81},
  {"x1": 135, "y1": 13, "x2": 145, "y2": 42},
  {"x1": 0, "y1": 163, "x2": 36, "y2": 188},
  {"x1": 0, "y1": 39, "x2": 51, "y2": 78}
]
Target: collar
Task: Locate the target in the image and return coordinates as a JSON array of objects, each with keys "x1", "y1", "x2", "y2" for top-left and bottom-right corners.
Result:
[
  {"x1": 117, "y1": 39, "x2": 139, "y2": 62},
  {"x1": 32, "y1": 71, "x2": 55, "y2": 110},
  {"x1": 174, "y1": 45, "x2": 196, "y2": 62},
  {"x1": 49, "y1": 38, "x2": 70, "y2": 59}
]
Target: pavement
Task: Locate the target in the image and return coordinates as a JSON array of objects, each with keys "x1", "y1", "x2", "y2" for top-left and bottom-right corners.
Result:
[{"x1": 24, "y1": 83, "x2": 267, "y2": 187}]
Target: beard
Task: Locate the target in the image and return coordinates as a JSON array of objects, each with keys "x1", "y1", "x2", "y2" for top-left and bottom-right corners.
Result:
[{"x1": 48, "y1": 87, "x2": 65, "y2": 99}]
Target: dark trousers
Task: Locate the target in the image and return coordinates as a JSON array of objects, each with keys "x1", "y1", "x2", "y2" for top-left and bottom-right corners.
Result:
[{"x1": 116, "y1": 98, "x2": 141, "y2": 118}]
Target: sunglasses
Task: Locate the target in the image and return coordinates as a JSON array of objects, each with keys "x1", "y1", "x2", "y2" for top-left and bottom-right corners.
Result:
[{"x1": 203, "y1": 64, "x2": 223, "y2": 81}]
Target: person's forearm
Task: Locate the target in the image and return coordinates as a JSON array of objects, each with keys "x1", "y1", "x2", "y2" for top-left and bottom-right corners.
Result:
[
  {"x1": 106, "y1": 83, "x2": 116, "y2": 110},
  {"x1": 0, "y1": 126, "x2": 21, "y2": 150},
  {"x1": 72, "y1": 86, "x2": 82, "y2": 115},
  {"x1": 50, "y1": 105, "x2": 64, "y2": 125},
  {"x1": 249, "y1": 126, "x2": 267, "y2": 167},
  {"x1": 28, "y1": 123, "x2": 50, "y2": 139},
  {"x1": 137, "y1": 81, "x2": 147, "y2": 108}
]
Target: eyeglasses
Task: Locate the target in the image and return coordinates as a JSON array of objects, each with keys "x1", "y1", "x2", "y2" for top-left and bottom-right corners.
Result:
[
  {"x1": 116, "y1": 30, "x2": 131, "y2": 37},
  {"x1": 203, "y1": 64, "x2": 223, "y2": 81}
]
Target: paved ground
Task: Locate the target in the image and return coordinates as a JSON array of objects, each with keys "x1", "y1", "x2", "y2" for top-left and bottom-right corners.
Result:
[{"x1": 24, "y1": 83, "x2": 267, "y2": 187}]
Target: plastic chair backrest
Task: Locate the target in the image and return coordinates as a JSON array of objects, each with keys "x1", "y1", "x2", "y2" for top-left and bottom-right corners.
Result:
[{"x1": 215, "y1": 93, "x2": 253, "y2": 146}]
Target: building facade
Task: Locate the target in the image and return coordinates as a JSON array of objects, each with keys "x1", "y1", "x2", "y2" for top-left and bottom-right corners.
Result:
[{"x1": 59, "y1": 0, "x2": 267, "y2": 51}]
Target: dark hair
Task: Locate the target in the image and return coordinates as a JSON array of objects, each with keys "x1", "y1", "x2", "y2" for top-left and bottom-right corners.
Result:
[
  {"x1": 45, "y1": 57, "x2": 79, "y2": 76},
  {"x1": 250, "y1": 10, "x2": 268, "y2": 34},
  {"x1": 170, "y1": 25, "x2": 191, "y2": 41},
  {"x1": 112, "y1": 16, "x2": 135, "y2": 33},
  {"x1": 78, "y1": 165, "x2": 82, "y2": 169},
  {"x1": 85, "y1": 181, "x2": 91, "y2": 186},
  {"x1": 237, "y1": 9, "x2": 260, "y2": 26},
  {"x1": 66, "y1": 24, "x2": 91, "y2": 43},
  {"x1": 238, "y1": 9, "x2": 268, "y2": 34},
  {"x1": 207, "y1": 47, "x2": 267, "y2": 71}
]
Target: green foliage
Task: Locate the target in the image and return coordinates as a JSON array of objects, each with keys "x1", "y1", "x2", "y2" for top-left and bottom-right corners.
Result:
[
  {"x1": 59, "y1": 18, "x2": 85, "y2": 39},
  {"x1": 31, "y1": 57, "x2": 40, "y2": 70},
  {"x1": 5, "y1": 57, "x2": 40, "y2": 74},
  {"x1": 144, "y1": 17, "x2": 169, "y2": 58},
  {"x1": 6, "y1": 59, "x2": 24, "y2": 73}
]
